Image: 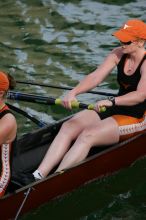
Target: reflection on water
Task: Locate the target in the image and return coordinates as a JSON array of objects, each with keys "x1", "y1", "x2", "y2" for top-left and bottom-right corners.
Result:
[{"x1": 0, "y1": 0, "x2": 146, "y2": 219}]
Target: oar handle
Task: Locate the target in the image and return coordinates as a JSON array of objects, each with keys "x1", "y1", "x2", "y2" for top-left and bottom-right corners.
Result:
[
  {"x1": 7, "y1": 91, "x2": 106, "y2": 112},
  {"x1": 55, "y1": 99, "x2": 106, "y2": 113}
]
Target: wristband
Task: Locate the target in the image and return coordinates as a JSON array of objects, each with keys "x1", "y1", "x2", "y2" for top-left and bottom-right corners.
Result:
[{"x1": 108, "y1": 96, "x2": 115, "y2": 106}]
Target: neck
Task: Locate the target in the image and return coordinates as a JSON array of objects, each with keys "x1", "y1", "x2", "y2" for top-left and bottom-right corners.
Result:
[
  {"x1": 126, "y1": 48, "x2": 145, "y2": 74},
  {"x1": 129, "y1": 47, "x2": 145, "y2": 61}
]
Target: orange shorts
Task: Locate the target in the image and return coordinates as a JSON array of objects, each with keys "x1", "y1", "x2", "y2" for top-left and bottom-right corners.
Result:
[{"x1": 112, "y1": 112, "x2": 146, "y2": 141}]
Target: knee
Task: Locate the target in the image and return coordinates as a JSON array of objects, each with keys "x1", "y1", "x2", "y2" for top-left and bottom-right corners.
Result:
[
  {"x1": 61, "y1": 117, "x2": 80, "y2": 132},
  {"x1": 78, "y1": 127, "x2": 97, "y2": 144}
]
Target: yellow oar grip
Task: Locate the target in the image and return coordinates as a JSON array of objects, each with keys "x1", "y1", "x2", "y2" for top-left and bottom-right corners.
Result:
[
  {"x1": 99, "y1": 106, "x2": 106, "y2": 112},
  {"x1": 71, "y1": 100, "x2": 80, "y2": 108},
  {"x1": 55, "y1": 98, "x2": 62, "y2": 105},
  {"x1": 87, "y1": 104, "x2": 95, "y2": 110},
  {"x1": 55, "y1": 98, "x2": 106, "y2": 112},
  {"x1": 87, "y1": 104, "x2": 106, "y2": 112},
  {"x1": 55, "y1": 99, "x2": 80, "y2": 108}
]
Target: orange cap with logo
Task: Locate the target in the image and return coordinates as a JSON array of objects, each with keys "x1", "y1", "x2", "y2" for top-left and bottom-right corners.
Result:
[
  {"x1": 112, "y1": 19, "x2": 146, "y2": 42},
  {"x1": 0, "y1": 71, "x2": 9, "y2": 91}
]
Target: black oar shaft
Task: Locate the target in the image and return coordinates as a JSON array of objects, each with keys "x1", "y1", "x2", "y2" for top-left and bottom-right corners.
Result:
[
  {"x1": 8, "y1": 91, "x2": 107, "y2": 112},
  {"x1": 7, "y1": 103, "x2": 46, "y2": 127},
  {"x1": 8, "y1": 91, "x2": 89, "y2": 109},
  {"x1": 16, "y1": 80, "x2": 116, "y2": 96},
  {"x1": 8, "y1": 91, "x2": 51, "y2": 105}
]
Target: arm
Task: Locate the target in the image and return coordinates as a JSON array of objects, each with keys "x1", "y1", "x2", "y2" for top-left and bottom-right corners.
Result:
[
  {"x1": 63, "y1": 49, "x2": 120, "y2": 108},
  {"x1": 71, "y1": 51, "x2": 118, "y2": 96},
  {"x1": 0, "y1": 113, "x2": 17, "y2": 146}
]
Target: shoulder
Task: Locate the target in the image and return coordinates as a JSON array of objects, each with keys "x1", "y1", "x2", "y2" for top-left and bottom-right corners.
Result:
[
  {"x1": 98, "y1": 47, "x2": 124, "y2": 70},
  {"x1": 102, "y1": 47, "x2": 124, "y2": 67},
  {"x1": 109, "y1": 47, "x2": 124, "y2": 64},
  {"x1": 0, "y1": 112, "x2": 17, "y2": 127},
  {"x1": 0, "y1": 112, "x2": 17, "y2": 143}
]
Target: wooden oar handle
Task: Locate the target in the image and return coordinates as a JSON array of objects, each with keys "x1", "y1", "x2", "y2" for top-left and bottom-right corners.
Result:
[{"x1": 55, "y1": 99, "x2": 106, "y2": 113}]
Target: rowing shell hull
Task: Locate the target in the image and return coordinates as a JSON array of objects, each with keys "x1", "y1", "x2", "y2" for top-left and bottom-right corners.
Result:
[{"x1": 0, "y1": 131, "x2": 146, "y2": 219}]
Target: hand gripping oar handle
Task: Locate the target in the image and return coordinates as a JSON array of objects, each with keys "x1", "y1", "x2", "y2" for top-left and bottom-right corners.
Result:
[
  {"x1": 7, "y1": 91, "x2": 106, "y2": 112},
  {"x1": 55, "y1": 98, "x2": 106, "y2": 112}
]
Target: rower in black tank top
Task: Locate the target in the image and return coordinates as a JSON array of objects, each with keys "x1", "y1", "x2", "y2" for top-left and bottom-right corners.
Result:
[{"x1": 98, "y1": 53, "x2": 146, "y2": 119}]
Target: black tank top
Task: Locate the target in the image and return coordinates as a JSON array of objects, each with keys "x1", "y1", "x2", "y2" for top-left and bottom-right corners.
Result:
[
  {"x1": 116, "y1": 53, "x2": 146, "y2": 118},
  {"x1": 98, "y1": 53, "x2": 146, "y2": 120},
  {"x1": 117, "y1": 54, "x2": 146, "y2": 95}
]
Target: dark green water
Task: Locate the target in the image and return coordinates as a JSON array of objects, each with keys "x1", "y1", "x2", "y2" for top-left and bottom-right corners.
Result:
[{"x1": 0, "y1": 0, "x2": 146, "y2": 219}]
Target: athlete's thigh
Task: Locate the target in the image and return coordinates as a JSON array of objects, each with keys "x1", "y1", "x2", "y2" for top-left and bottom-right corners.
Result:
[
  {"x1": 91, "y1": 116, "x2": 120, "y2": 145},
  {"x1": 71, "y1": 109, "x2": 101, "y2": 127}
]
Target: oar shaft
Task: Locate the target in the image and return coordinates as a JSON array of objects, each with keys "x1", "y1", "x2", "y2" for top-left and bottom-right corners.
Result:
[
  {"x1": 8, "y1": 91, "x2": 54, "y2": 105},
  {"x1": 8, "y1": 91, "x2": 106, "y2": 112},
  {"x1": 16, "y1": 80, "x2": 116, "y2": 96},
  {"x1": 7, "y1": 103, "x2": 46, "y2": 127}
]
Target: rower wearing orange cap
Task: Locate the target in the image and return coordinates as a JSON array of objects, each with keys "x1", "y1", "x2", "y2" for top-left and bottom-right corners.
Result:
[
  {"x1": 19, "y1": 19, "x2": 146, "y2": 184},
  {"x1": 0, "y1": 71, "x2": 17, "y2": 197}
]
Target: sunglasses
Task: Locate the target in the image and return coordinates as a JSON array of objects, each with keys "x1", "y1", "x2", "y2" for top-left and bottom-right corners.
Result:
[{"x1": 120, "y1": 41, "x2": 132, "y2": 45}]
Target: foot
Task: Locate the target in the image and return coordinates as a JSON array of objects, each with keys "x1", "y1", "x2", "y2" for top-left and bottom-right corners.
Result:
[{"x1": 11, "y1": 172, "x2": 36, "y2": 186}]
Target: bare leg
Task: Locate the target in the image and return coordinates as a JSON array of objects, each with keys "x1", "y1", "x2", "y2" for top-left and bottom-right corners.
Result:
[
  {"x1": 37, "y1": 110, "x2": 101, "y2": 177},
  {"x1": 56, "y1": 117, "x2": 119, "y2": 172}
]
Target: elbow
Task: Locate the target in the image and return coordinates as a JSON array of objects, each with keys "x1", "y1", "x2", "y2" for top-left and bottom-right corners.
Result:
[{"x1": 138, "y1": 92, "x2": 146, "y2": 103}]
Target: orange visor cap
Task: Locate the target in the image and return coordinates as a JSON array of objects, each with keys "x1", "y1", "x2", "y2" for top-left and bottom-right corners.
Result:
[
  {"x1": 0, "y1": 71, "x2": 9, "y2": 91},
  {"x1": 112, "y1": 19, "x2": 146, "y2": 42}
]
